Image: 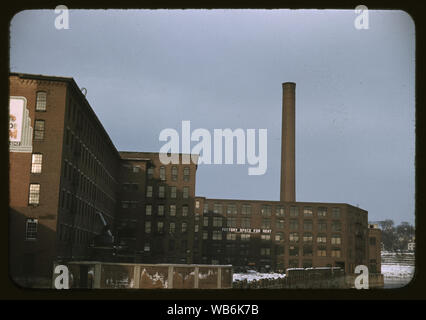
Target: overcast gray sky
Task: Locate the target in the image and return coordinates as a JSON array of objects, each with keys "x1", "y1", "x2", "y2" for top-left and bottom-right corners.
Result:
[{"x1": 10, "y1": 9, "x2": 415, "y2": 224}]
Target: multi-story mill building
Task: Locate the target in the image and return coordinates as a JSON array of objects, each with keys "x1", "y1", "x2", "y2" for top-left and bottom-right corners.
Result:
[{"x1": 8, "y1": 73, "x2": 381, "y2": 287}]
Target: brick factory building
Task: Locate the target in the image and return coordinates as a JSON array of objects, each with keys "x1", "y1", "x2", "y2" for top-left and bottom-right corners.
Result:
[{"x1": 8, "y1": 73, "x2": 381, "y2": 287}]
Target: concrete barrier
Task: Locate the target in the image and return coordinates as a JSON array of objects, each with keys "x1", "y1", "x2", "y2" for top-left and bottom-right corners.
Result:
[{"x1": 55, "y1": 261, "x2": 233, "y2": 289}]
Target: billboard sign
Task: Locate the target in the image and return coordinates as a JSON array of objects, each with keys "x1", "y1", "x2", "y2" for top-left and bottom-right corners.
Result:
[{"x1": 9, "y1": 97, "x2": 25, "y2": 143}]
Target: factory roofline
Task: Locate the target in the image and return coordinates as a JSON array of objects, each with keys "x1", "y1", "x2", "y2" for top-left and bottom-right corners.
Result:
[{"x1": 195, "y1": 196, "x2": 368, "y2": 212}]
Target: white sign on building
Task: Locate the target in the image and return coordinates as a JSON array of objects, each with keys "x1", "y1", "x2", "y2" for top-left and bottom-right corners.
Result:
[{"x1": 9, "y1": 96, "x2": 32, "y2": 153}]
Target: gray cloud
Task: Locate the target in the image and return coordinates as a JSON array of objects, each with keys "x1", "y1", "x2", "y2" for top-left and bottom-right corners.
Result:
[{"x1": 10, "y1": 9, "x2": 415, "y2": 224}]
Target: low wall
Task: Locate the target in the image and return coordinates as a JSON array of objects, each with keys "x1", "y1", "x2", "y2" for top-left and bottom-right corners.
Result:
[
  {"x1": 54, "y1": 262, "x2": 233, "y2": 289},
  {"x1": 233, "y1": 268, "x2": 384, "y2": 289}
]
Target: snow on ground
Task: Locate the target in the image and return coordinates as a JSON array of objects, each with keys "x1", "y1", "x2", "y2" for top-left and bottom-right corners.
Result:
[
  {"x1": 233, "y1": 271, "x2": 286, "y2": 282},
  {"x1": 381, "y1": 264, "x2": 414, "y2": 279}
]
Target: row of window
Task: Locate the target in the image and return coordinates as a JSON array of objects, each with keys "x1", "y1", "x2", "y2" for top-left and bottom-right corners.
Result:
[
  {"x1": 145, "y1": 221, "x2": 189, "y2": 234},
  {"x1": 27, "y1": 218, "x2": 96, "y2": 246},
  {"x1": 145, "y1": 185, "x2": 190, "y2": 199},
  {"x1": 65, "y1": 128, "x2": 116, "y2": 191},
  {"x1": 62, "y1": 160, "x2": 116, "y2": 214},
  {"x1": 59, "y1": 189, "x2": 99, "y2": 229},
  {"x1": 67, "y1": 97, "x2": 116, "y2": 169},
  {"x1": 58, "y1": 224, "x2": 92, "y2": 245},
  {"x1": 142, "y1": 239, "x2": 189, "y2": 253},
  {"x1": 201, "y1": 216, "x2": 342, "y2": 232},
  {"x1": 144, "y1": 204, "x2": 190, "y2": 216},
  {"x1": 201, "y1": 231, "x2": 341, "y2": 244},
  {"x1": 148, "y1": 166, "x2": 191, "y2": 182},
  {"x1": 205, "y1": 246, "x2": 342, "y2": 258},
  {"x1": 287, "y1": 246, "x2": 342, "y2": 258},
  {"x1": 200, "y1": 203, "x2": 342, "y2": 218}
]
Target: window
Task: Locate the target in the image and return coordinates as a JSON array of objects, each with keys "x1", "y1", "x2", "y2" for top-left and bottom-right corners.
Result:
[
  {"x1": 144, "y1": 243, "x2": 150, "y2": 252},
  {"x1": 145, "y1": 205, "x2": 152, "y2": 216},
  {"x1": 276, "y1": 219, "x2": 285, "y2": 229},
  {"x1": 261, "y1": 205, "x2": 272, "y2": 217},
  {"x1": 169, "y1": 239, "x2": 175, "y2": 251},
  {"x1": 318, "y1": 220, "x2": 327, "y2": 231},
  {"x1": 160, "y1": 166, "x2": 166, "y2": 180},
  {"x1": 145, "y1": 221, "x2": 151, "y2": 233},
  {"x1": 25, "y1": 218, "x2": 38, "y2": 240},
  {"x1": 147, "y1": 167, "x2": 154, "y2": 179},
  {"x1": 181, "y1": 222, "x2": 187, "y2": 233},
  {"x1": 290, "y1": 206, "x2": 299, "y2": 217},
  {"x1": 288, "y1": 259, "x2": 299, "y2": 268},
  {"x1": 213, "y1": 217, "x2": 223, "y2": 227},
  {"x1": 303, "y1": 260, "x2": 313, "y2": 268},
  {"x1": 121, "y1": 201, "x2": 129, "y2": 208},
  {"x1": 182, "y1": 205, "x2": 189, "y2": 217},
  {"x1": 36, "y1": 91, "x2": 47, "y2": 111},
  {"x1": 157, "y1": 221, "x2": 164, "y2": 233},
  {"x1": 226, "y1": 233, "x2": 237, "y2": 241},
  {"x1": 203, "y1": 203, "x2": 209, "y2": 214},
  {"x1": 227, "y1": 204, "x2": 237, "y2": 215},
  {"x1": 213, "y1": 203, "x2": 223, "y2": 214},
  {"x1": 289, "y1": 233, "x2": 299, "y2": 242},
  {"x1": 158, "y1": 205, "x2": 164, "y2": 216},
  {"x1": 34, "y1": 120, "x2": 45, "y2": 140},
  {"x1": 212, "y1": 230, "x2": 222, "y2": 240},
  {"x1": 203, "y1": 216, "x2": 209, "y2": 227},
  {"x1": 303, "y1": 206, "x2": 313, "y2": 217},
  {"x1": 289, "y1": 219, "x2": 298, "y2": 231},
  {"x1": 171, "y1": 166, "x2": 178, "y2": 181},
  {"x1": 261, "y1": 218, "x2": 271, "y2": 229},
  {"x1": 241, "y1": 204, "x2": 251, "y2": 216},
  {"x1": 169, "y1": 205, "x2": 176, "y2": 216},
  {"x1": 170, "y1": 186, "x2": 177, "y2": 199},
  {"x1": 31, "y1": 153, "x2": 43, "y2": 173},
  {"x1": 241, "y1": 234, "x2": 250, "y2": 241},
  {"x1": 303, "y1": 220, "x2": 313, "y2": 231},
  {"x1": 331, "y1": 234, "x2": 341, "y2": 245},
  {"x1": 227, "y1": 217, "x2": 237, "y2": 228},
  {"x1": 203, "y1": 231, "x2": 208, "y2": 240},
  {"x1": 260, "y1": 248, "x2": 271, "y2": 256},
  {"x1": 370, "y1": 259, "x2": 377, "y2": 273},
  {"x1": 303, "y1": 233, "x2": 313, "y2": 243},
  {"x1": 317, "y1": 234, "x2": 327, "y2": 244},
  {"x1": 318, "y1": 207, "x2": 327, "y2": 217},
  {"x1": 303, "y1": 245, "x2": 313, "y2": 256},
  {"x1": 275, "y1": 232, "x2": 284, "y2": 242},
  {"x1": 276, "y1": 206, "x2": 285, "y2": 217},
  {"x1": 261, "y1": 234, "x2": 271, "y2": 241},
  {"x1": 317, "y1": 247, "x2": 327, "y2": 257},
  {"x1": 133, "y1": 166, "x2": 140, "y2": 173},
  {"x1": 183, "y1": 167, "x2": 190, "y2": 181},
  {"x1": 195, "y1": 200, "x2": 200, "y2": 209},
  {"x1": 332, "y1": 207, "x2": 341, "y2": 218},
  {"x1": 158, "y1": 186, "x2": 165, "y2": 198},
  {"x1": 241, "y1": 218, "x2": 251, "y2": 228},
  {"x1": 332, "y1": 221, "x2": 341, "y2": 232},
  {"x1": 331, "y1": 248, "x2": 341, "y2": 258},
  {"x1": 289, "y1": 246, "x2": 299, "y2": 256},
  {"x1": 146, "y1": 186, "x2": 153, "y2": 197},
  {"x1": 194, "y1": 224, "x2": 199, "y2": 233},
  {"x1": 28, "y1": 183, "x2": 40, "y2": 205},
  {"x1": 183, "y1": 187, "x2": 189, "y2": 199}
]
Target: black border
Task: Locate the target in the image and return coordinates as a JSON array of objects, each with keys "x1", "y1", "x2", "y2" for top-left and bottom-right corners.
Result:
[{"x1": 1, "y1": 0, "x2": 425, "y2": 302}]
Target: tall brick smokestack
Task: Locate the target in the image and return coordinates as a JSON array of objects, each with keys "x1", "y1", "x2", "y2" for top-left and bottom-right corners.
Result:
[{"x1": 280, "y1": 82, "x2": 296, "y2": 202}]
